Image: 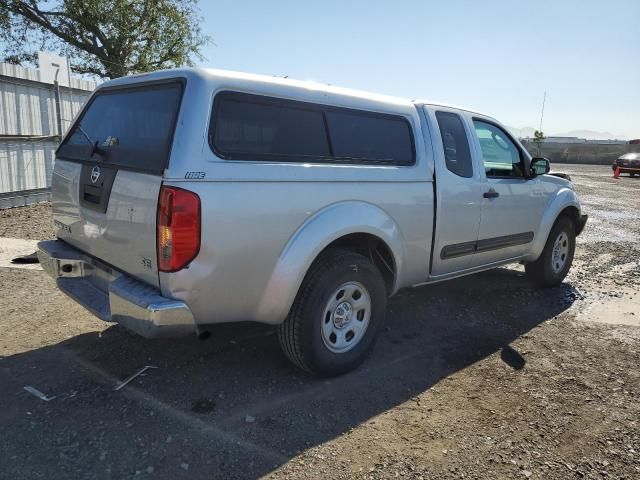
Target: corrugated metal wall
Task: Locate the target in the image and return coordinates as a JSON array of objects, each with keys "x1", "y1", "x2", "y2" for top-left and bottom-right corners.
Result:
[
  {"x1": 0, "y1": 62, "x2": 96, "y2": 195},
  {"x1": 0, "y1": 142, "x2": 57, "y2": 192}
]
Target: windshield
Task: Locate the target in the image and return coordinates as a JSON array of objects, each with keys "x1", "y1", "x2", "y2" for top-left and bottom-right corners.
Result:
[{"x1": 58, "y1": 81, "x2": 184, "y2": 173}]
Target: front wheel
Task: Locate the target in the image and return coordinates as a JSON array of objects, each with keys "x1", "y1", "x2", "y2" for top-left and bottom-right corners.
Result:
[
  {"x1": 277, "y1": 249, "x2": 387, "y2": 377},
  {"x1": 525, "y1": 216, "x2": 576, "y2": 287}
]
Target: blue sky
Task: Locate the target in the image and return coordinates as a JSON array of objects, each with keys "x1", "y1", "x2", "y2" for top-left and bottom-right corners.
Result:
[{"x1": 197, "y1": 0, "x2": 639, "y2": 139}]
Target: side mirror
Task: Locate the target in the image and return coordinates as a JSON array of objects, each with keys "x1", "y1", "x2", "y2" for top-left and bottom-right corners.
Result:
[{"x1": 530, "y1": 157, "x2": 551, "y2": 176}]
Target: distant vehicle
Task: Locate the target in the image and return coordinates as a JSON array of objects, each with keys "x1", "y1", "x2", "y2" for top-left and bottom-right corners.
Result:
[
  {"x1": 612, "y1": 153, "x2": 640, "y2": 176},
  {"x1": 38, "y1": 68, "x2": 587, "y2": 376}
]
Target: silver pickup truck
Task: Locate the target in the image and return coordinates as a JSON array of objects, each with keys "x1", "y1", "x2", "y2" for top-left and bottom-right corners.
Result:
[{"x1": 38, "y1": 68, "x2": 587, "y2": 376}]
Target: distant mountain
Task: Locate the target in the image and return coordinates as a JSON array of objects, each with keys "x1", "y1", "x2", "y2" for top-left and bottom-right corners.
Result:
[
  {"x1": 551, "y1": 130, "x2": 629, "y2": 141},
  {"x1": 507, "y1": 126, "x2": 629, "y2": 141},
  {"x1": 507, "y1": 126, "x2": 536, "y2": 138}
]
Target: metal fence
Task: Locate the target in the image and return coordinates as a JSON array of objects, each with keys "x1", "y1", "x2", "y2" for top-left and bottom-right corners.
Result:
[
  {"x1": 521, "y1": 140, "x2": 637, "y2": 165},
  {"x1": 0, "y1": 62, "x2": 96, "y2": 203}
]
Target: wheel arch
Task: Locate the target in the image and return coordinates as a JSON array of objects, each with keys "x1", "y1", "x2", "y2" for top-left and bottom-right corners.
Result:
[
  {"x1": 557, "y1": 205, "x2": 582, "y2": 233},
  {"x1": 318, "y1": 232, "x2": 396, "y2": 295},
  {"x1": 254, "y1": 201, "x2": 406, "y2": 324},
  {"x1": 525, "y1": 188, "x2": 581, "y2": 262}
]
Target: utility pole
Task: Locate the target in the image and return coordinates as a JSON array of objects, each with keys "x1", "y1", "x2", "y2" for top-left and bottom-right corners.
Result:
[
  {"x1": 66, "y1": 53, "x2": 74, "y2": 119},
  {"x1": 538, "y1": 91, "x2": 546, "y2": 132},
  {"x1": 53, "y1": 66, "x2": 63, "y2": 142}
]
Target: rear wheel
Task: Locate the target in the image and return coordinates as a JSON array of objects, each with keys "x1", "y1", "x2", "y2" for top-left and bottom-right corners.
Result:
[
  {"x1": 278, "y1": 249, "x2": 387, "y2": 377},
  {"x1": 525, "y1": 216, "x2": 575, "y2": 287},
  {"x1": 631, "y1": 172, "x2": 637, "y2": 177}
]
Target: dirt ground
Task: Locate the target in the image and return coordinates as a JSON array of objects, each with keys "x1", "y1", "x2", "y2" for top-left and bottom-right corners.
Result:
[
  {"x1": 0, "y1": 202, "x2": 55, "y2": 240},
  {"x1": 0, "y1": 164, "x2": 638, "y2": 480}
]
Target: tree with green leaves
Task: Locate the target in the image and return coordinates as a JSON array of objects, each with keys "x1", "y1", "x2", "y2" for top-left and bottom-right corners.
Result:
[
  {"x1": 533, "y1": 129, "x2": 545, "y2": 155},
  {"x1": 0, "y1": 0, "x2": 210, "y2": 79}
]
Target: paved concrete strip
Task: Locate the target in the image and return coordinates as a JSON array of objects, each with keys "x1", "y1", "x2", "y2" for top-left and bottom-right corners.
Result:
[
  {"x1": 0, "y1": 237, "x2": 41, "y2": 270},
  {"x1": 64, "y1": 349, "x2": 289, "y2": 465},
  {"x1": 577, "y1": 289, "x2": 640, "y2": 327}
]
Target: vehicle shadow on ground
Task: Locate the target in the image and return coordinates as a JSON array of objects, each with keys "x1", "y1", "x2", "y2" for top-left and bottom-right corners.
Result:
[{"x1": 1, "y1": 267, "x2": 578, "y2": 479}]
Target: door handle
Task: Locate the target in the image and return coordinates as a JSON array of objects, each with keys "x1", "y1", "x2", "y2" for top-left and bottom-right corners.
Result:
[{"x1": 483, "y1": 188, "x2": 499, "y2": 199}]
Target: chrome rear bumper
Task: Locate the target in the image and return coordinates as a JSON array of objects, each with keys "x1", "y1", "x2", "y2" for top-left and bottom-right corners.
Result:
[{"x1": 37, "y1": 239, "x2": 196, "y2": 338}]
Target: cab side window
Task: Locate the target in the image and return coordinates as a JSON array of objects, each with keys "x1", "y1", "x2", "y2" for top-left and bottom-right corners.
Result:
[
  {"x1": 473, "y1": 120, "x2": 525, "y2": 178},
  {"x1": 435, "y1": 111, "x2": 473, "y2": 178}
]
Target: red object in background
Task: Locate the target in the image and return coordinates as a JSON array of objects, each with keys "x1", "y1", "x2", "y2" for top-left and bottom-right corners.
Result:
[{"x1": 630, "y1": 139, "x2": 640, "y2": 145}]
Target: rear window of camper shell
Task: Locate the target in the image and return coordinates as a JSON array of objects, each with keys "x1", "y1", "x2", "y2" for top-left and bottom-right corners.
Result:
[{"x1": 57, "y1": 80, "x2": 184, "y2": 174}]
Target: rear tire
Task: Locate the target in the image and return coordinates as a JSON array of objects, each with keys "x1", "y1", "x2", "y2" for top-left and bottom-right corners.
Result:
[
  {"x1": 277, "y1": 249, "x2": 387, "y2": 377},
  {"x1": 525, "y1": 216, "x2": 575, "y2": 288}
]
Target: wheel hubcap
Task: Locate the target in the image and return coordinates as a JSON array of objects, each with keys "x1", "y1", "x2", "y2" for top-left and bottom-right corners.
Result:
[
  {"x1": 551, "y1": 231, "x2": 569, "y2": 273},
  {"x1": 332, "y1": 301, "x2": 353, "y2": 329},
  {"x1": 321, "y1": 282, "x2": 371, "y2": 354}
]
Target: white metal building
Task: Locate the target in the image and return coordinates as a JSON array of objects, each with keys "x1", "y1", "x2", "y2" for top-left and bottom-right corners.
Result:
[{"x1": 0, "y1": 60, "x2": 96, "y2": 207}]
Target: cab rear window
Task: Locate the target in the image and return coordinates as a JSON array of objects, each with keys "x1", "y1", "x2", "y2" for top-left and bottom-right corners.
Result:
[{"x1": 58, "y1": 81, "x2": 184, "y2": 173}]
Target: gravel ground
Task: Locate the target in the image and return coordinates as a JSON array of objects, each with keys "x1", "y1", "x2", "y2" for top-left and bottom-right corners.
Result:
[
  {"x1": 0, "y1": 164, "x2": 638, "y2": 480},
  {"x1": 0, "y1": 202, "x2": 55, "y2": 240}
]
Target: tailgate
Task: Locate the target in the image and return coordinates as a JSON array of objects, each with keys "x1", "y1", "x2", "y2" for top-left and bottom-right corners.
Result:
[{"x1": 51, "y1": 80, "x2": 185, "y2": 288}]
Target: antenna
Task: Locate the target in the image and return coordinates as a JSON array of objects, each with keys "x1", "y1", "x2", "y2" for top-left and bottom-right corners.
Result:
[{"x1": 538, "y1": 91, "x2": 546, "y2": 132}]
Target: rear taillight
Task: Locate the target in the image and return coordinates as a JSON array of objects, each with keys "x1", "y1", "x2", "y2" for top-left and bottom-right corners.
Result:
[{"x1": 157, "y1": 186, "x2": 201, "y2": 272}]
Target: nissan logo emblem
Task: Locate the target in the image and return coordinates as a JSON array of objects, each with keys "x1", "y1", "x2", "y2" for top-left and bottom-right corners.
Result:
[{"x1": 90, "y1": 166, "x2": 101, "y2": 184}]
